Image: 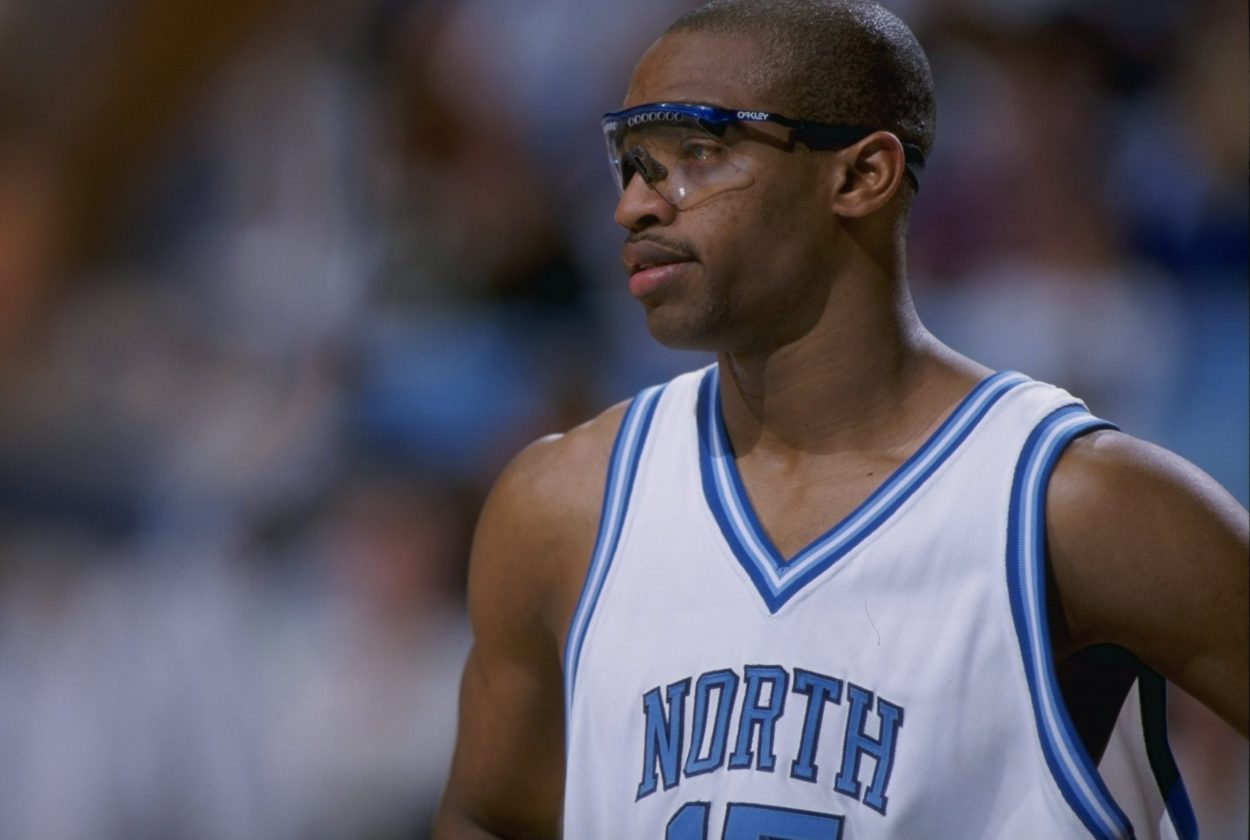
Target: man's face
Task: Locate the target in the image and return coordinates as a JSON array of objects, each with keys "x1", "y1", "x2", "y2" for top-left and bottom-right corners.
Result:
[{"x1": 614, "y1": 31, "x2": 836, "y2": 354}]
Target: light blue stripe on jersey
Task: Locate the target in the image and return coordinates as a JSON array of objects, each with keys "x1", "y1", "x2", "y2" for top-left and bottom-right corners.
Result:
[
  {"x1": 1006, "y1": 404, "x2": 1131, "y2": 840},
  {"x1": 563, "y1": 383, "x2": 665, "y2": 721},
  {"x1": 699, "y1": 367, "x2": 1030, "y2": 613}
]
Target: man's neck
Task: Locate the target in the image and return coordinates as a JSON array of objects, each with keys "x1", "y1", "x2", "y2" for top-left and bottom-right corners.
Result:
[{"x1": 714, "y1": 294, "x2": 983, "y2": 461}]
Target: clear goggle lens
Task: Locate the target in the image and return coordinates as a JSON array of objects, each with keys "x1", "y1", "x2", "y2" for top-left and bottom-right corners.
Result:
[{"x1": 602, "y1": 108, "x2": 756, "y2": 209}]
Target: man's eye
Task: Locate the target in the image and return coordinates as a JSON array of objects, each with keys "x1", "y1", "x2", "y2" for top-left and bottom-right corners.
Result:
[{"x1": 681, "y1": 141, "x2": 723, "y2": 162}]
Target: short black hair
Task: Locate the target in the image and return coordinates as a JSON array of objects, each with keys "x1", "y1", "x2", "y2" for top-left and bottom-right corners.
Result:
[{"x1": 666, "y1": 0, "x2": 936, "y2": 161}]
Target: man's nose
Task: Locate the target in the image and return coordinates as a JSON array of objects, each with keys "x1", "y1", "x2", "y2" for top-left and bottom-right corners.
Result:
[{"x1": 613, "y1": 171, "x2": 678, "y2": 232}]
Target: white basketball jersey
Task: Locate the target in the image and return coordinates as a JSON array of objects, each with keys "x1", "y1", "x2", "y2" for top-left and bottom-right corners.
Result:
[{"x1": 562, "y1": 366, "x2": 1196, "y2": 839}]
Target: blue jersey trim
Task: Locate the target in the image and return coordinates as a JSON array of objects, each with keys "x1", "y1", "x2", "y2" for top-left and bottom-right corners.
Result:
[
  {"x1": 563, "y1": 383, "x2": 665, "y2": 723},
  {"x1": 698, "y1": 367, "x2": 1030, "y2": 613},
  {"x1": 1005, "y1": 404, "x2": 1132, "y2": 840}
]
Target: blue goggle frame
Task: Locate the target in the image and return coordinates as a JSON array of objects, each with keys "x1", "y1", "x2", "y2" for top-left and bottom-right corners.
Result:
[{"x1": 601, "y1": 101, "x2": 925, "y2": 193}]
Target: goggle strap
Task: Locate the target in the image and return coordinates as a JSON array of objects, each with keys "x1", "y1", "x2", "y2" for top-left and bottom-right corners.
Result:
[
  {"x1": 786, "y1": 120, "x2": 926, "y2": 190},
  {"x1": 788, "y1": 124, "x2": 924, "y2": 163}
]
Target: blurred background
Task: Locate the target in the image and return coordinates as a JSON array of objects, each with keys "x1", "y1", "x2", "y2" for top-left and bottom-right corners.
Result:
[{"x1": 0, "y1": 0, "x2": 1244, "y2": 837}]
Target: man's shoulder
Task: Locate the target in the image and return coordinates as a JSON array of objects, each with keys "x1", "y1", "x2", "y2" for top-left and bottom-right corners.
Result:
[
  {"x1": 1048, "y1": 428, "x2": 1243, "y2": 522},
  {"x1": 495, "y1": 398, "x2": 633, "y2": 518},
  {"x1": 1045, "y1": 427, "x2": 1249, "y2": 651},
  {"x1": 491, "y1": 367, "x2": 699, "y2": 519},
  {"x1": 470, "y1": 398, "x2": 635, "y2": 606}
]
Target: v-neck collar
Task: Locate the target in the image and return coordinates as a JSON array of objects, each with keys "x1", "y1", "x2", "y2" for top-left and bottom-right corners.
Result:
[{"x1": 696, "y1": 367, "x2": 1029, "y2": 613}]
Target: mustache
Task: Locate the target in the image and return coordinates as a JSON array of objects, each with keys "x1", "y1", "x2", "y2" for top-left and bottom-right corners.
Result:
[{"x1": 623, "y1": 233, "x2": 698, "y2": 261}]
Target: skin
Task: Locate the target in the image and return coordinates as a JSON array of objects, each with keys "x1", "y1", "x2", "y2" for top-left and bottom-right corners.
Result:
[{"x1": 434, "y1": 29, "x2": 1249, "y2": 839}]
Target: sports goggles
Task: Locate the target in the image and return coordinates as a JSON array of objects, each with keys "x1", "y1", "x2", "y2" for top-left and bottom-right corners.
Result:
[{"x1": 602, "y1": 102, "x2": 925, "y2": 209}]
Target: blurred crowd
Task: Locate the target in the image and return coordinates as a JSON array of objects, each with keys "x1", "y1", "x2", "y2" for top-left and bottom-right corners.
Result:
[{"x1": 0, "y1": 0, "x2": 1245, "y2": 837}]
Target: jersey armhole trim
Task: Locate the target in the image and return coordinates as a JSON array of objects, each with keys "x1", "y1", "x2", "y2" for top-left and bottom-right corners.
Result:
[
  {"x1": 563, "y1": 383, "x2": 666, "y2": 725},
  {"x1": 1006, "y1": 404, "x2": 1133, "y2": 840}
]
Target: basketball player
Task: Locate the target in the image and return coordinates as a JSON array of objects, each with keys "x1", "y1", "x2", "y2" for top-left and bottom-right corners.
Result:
[{"x1": 434, "y1": 1, "x2": 1248, "y2": 836}]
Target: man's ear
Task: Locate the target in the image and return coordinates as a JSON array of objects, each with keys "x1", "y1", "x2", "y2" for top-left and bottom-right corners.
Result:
[{"x1": 828, "y1": 130, "x2": 907, "y2": 218}]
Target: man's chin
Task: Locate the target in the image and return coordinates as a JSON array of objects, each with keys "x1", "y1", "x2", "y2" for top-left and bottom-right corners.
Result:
[{"x1": 643, "y1": 308, "x2": 725, "y2": 353}]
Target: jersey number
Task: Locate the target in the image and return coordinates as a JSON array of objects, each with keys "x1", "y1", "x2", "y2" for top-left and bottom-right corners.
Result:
[{"x1": 667, "y1": 801, "x2": 845, "y2": 839}]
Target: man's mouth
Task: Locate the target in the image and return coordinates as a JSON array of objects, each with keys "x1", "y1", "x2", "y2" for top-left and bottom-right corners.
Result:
[{"x1": 621, "y1": 238, "x2": 696, "y2": 276}]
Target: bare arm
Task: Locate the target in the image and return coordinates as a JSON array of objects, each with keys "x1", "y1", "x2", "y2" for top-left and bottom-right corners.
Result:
[
  {"x1": 1047, "y1": 430, "x2": 1249, "y2": 737},
  {"x1": 434, "y1": 407, "x2": 624, "y2": 838}
]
